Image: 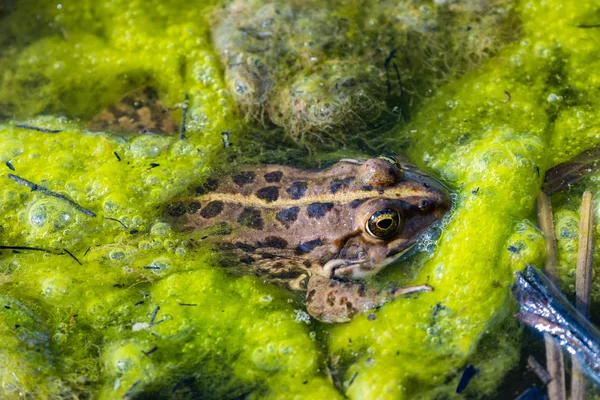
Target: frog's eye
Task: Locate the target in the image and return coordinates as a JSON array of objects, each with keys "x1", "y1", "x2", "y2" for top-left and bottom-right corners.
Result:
[
  {"x1": 366, "y1": 208, "x2": 402, "y2": 239},
  {"x1": 377, "y1": 155, "x2": 399, "y2": 167}
]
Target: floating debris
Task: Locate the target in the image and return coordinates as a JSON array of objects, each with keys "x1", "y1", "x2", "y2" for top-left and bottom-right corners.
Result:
[
  {"x1": 221, "y1": 131, "x2": 231, "y2": 148},
  {"x1": 7, "y1": 174, "x2": 96, "y2": 217},
  {"x1": 105, "y1": 217, "x2": 128, "y2": 229},
  {"x1": 456, "y1": 364, "x2": 479, "y2": 394},
  {"x1": 513, "y1": 266, "x2": 600, "y2": 386},
  {"x1": 180, "y1": 93, "x2": 189, "y2": 140},
  {"x1": 515, "y1": 386, "x2": 548, "y2": 400},
  {"x1": 0, "y1": 245, "x2": 52, "y2": 253},
  {"x1": 113, "y1": 151, "x2": 121, "y2": 161},
  {"x1": 536, "y1": 193, "x2": 567, "y2": 400},
  {"x1": 543, "y1": 146, "x2": 600, "y2": 195},
  {"x1": 149, "y1": 163, "x2": 160, "y2": 169},
  {"x1": 527, "y1": 355, "x2": 552, "y2": 386},
  {"x1": 62, "y1": 248, "x2": 82, "y2": 265},
  {"x1": 15, "y1": 123, "x2": 62, "y2": 133},
  {"x1": 149, "y1": 306, "x2": 160, "y2": 325},
  {"x1": 142, "y1": 346, "x2": 158, "y2": 358},
  {"x1": 572, "y1": 191, "x2": 594, "y2": 400},
  {"x1": 123, "y1": 380, "x2": 141, "y2": 400},
  {"x1": 5, "y1": 161, "x2": 15, "y2": 171}
]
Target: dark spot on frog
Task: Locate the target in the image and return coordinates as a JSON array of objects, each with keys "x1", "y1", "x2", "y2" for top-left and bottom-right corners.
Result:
[
  {"x1": 240, "y1": 255, "x2": 256, "y2": 264},
  {"x1": 361, "y1": 185, "x2": 373, "y2": 191},
  {"x1": 167, "y1": 202, "x2": 187, "y2": 217},
  {"x1": 327, "y1": 293, "x2": 336, "y2": 306},
  {"x1": 330, "y1": 177, "x2": 353, "y2": 194},
  {"x1": 235, "y1": 242, "x2": 255, "y2": 253},
  {"x1": 256, "y1": 186, "x2": 279, "y2": 202},
  {"x1": 295, "y1": 238, "x2": 323, "y2": 255},
  {"x1": 276, "y1": 207, "x2": 299, "y2": 228},
  {"x1": 232, "y1": 171, "x2": 256, "y2": 186},
  {"x1": 238, "y1": 207, "x2": 264, "y2": 230},
  {"x1": 187, "y1": 201, "x2": 201, "y2": 214},
  {"x1": 257, "y1": 236, "x2": 288, "y2": 249},
  {"x1": 358, "y1": 285, "x2": 366, "y2": 297},
  {"x1": 306, "y1": 289, "x2": 316, "y2": 303},
  {"x1": 307, "y1": 203, "x2": 334, "y2": 218},
  {"x1": 200, "y1": 201, "x2": 224, "y2": 218},
  {"x1": 287, "y1": 181, "x2": 307, "y2": 199},
  {"x1": 264, "y1": 171, "x2": 283, "y2": 183},
  {"x1": 303, "y1": 260, "x2": 312, "y2": 268},
  {"x1": 195, "y1": 178, "x2": 218, "y2": 194},
  {"x1": 271, "y1": 270, "x2": 303, "y2": 279},
  {"x1": 349, "y1": 199, "x2": 367, "y2": 209},
  {"x1": 261, "y1": 253, "x2": 275, "y2": 260}
]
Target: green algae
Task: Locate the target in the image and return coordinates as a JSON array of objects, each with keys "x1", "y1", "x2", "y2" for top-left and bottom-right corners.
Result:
[{"x1": 3, "y1": 0, "x2": 600, "y2": 399}]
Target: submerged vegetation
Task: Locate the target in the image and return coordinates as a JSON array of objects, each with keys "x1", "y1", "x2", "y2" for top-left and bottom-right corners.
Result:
[
  {"x1": 1, "y1": 0, "x2": 600, "y2": 399},
  {"x1": 212, "y1": 0, "x2": 518, "y2": 146}
]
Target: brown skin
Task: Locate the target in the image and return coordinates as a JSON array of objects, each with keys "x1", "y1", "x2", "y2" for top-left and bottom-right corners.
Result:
[
  {"x1": 167, "y1": 157, "x2": 451, "y2": 323},
  {"x1": 87, "y1": 86, "x2": 177, "y2": 135}
]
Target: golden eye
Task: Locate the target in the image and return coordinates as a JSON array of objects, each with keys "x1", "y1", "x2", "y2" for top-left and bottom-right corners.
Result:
[
  {"x1": 366, "y1": 208, "x2": 402, "y2": 239},
  {"x1": 377, "y1": 155, "x2": 399, "y2": 167}
]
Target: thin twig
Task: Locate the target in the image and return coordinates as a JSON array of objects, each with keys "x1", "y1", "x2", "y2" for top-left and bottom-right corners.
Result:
[
  {"x1": 527, "y1": 355, "x2": 552, "y2": 386},
  {"x1": 537, "y1": 193, "x2": 567, "y2": 400},
  {"x1": 15, "y1": 123, "x2": 62, "y2": 133},
  {"x1": 180, "y1": 93, "x2": 189, "y2": 140},
  {"x1": 572, "y1": 191, "x2": 594, "y2": 400},
  {"x1": 62, "y1": 248, "x2": 82, "y2": 265},
  {"x1": 7, "y1": 174, "x2": 96, "y2": 217}
]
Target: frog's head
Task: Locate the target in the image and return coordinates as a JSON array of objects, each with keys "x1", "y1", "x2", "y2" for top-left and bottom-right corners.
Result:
[{"x1": 321, "y1": 157, "x2": 451, "y2": 279}]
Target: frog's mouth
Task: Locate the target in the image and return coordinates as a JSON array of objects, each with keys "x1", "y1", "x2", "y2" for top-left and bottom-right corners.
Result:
[{"x1": 321, "y1": 242, "x2": 417, "y2": 280}]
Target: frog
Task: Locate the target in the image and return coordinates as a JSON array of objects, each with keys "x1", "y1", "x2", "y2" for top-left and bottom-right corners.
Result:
[{"x1": 166, "y1": 155, "x2": 451, "y2": 323}]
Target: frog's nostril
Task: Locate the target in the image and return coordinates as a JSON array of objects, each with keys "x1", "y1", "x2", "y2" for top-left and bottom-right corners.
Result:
[{"x1": 418, "y1": 200, "x2": 431, "y2": 211}]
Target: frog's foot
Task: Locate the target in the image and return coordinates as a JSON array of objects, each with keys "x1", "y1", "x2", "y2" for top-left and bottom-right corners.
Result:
[
  {"x1": 305, "y1": 275, "x2": 433, "y2": 324},
  {"x1": 391, "y1": 284, "x2": 433, "y2": 297}
]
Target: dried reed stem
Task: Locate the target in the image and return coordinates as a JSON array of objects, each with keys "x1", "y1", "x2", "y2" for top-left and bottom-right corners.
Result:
[
  {"x1": 537, "y1": 193, "x2": 567, "y2": 400},
  {"x1": 571, "y1": 191, "x2": 594, "y2": 400}
]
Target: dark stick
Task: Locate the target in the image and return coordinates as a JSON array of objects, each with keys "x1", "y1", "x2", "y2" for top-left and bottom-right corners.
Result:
[
  {"x1": 62, "y1": 248, "x2": 82, "y2": 265},
  {"x1": 513, "y1": 266, "x2": 600, "y2": 386},
  {"x1": 113, "y1": 151, "x2": 121, "y2": 161},
  {"x1": 149, "y1": 306, "x2": 160, "y2": 325},
  {"x1": 7, "y1": 174, "x2": 96, "y2": 217},
  {"x1": 15, "y1": 123, "x2": 62, "y2": 133},
  {"x1": 105, "y1": 217, "x2": 128, "y2": 229},
  {"x1": 392, "y1": 61, "x2": 403, "y2": 97},
  {"x1": 180, "y1": 93, "x2": 189, "y2": 140},
  {"x1": 142, "y1": 346, "x2": 158, "y2": 358},
  {"x1": 0, "y1": 245, "x2": 52, "y2": 253}
]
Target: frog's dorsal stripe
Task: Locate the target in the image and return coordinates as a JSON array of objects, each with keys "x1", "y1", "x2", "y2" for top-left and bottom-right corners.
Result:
[{"x1": 194, "y1": 187, "x2": 431, "y2": 208}]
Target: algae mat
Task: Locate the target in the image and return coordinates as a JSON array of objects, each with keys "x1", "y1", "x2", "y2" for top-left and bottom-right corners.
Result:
[{"x1": 2, "y1": 0, "x2": 600, "y2": 398}]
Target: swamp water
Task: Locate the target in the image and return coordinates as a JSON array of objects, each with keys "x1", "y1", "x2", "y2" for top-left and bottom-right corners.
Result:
[{"x1": 1, "y1": 0, "x2": 600, "y2": 398}]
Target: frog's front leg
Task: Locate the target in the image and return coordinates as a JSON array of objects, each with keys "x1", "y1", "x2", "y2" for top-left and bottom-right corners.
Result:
[{"x1": 305, "y1": 275, "x2": 433, "y2": 323}]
